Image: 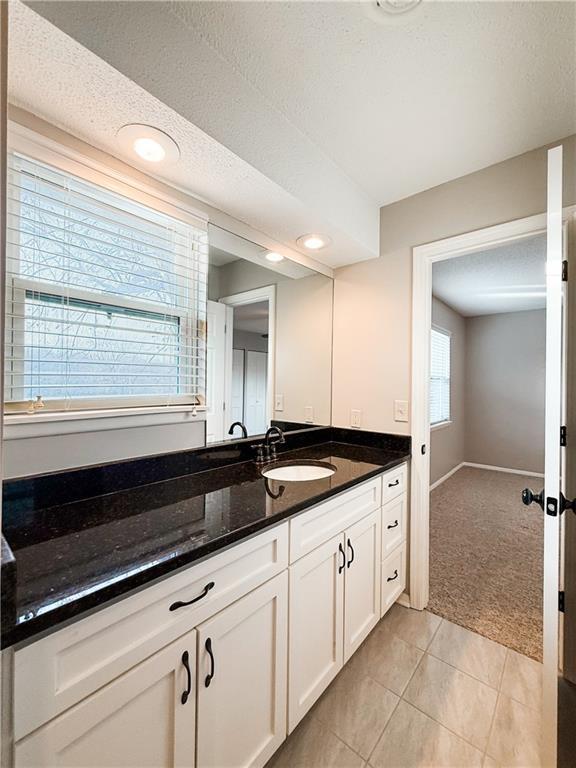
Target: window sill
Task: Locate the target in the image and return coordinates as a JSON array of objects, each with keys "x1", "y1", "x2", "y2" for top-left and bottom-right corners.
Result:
[
  {"x1": 431, "y1": 420, "x2": 452, "y2": 432},
  {"x1": 4, "y1": 406, "x2": 206, "y2": 440}
]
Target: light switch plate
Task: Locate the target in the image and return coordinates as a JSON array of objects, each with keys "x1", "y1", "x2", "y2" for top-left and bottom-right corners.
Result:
[
  {"x1": 394, "y1": 400, "x2": 409, "y2": 422},
  {"x1": 304, "y1": 406, "x2": 314, "y2": 423},
  {"x1": 350, "y1": 409, "x2": 362, "y2": 429},
  {"x1": 275, "y1": 394, "x2": 284, "y2": 411}
]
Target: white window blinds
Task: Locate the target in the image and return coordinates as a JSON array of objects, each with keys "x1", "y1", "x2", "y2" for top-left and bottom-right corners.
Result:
[
  {"x1": 430, "y1": 327, "x2": 450, "y2": 425},
  {"x1": 5, "y1": 152, "x2": 208, "y2": 412}
]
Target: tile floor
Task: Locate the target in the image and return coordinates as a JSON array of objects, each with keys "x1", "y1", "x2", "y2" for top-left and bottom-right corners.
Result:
[{"x1": 267, "y1": 605, "x2": 542, "y2": 768}]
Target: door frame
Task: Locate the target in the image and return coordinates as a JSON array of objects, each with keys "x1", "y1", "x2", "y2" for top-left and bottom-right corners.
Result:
[
  {"x1": 219, "y1": 285, "x2": 276, "y2": 435},
  {"x1": 410, "y1": 207, "x2": 576, "y2": 612}
]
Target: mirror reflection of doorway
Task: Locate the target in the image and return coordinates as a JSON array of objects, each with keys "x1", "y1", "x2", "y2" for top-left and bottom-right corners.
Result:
[{"x1": 230, "y1": 300, "x2": 269, "y2": 436}]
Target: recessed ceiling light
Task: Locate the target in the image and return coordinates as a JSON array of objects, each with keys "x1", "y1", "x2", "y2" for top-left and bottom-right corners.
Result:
[
  {"x1": 116, "y1": 124, "x2": 180, "y2": 165},
  {"x1": 296, "y1": 234, "x2": 331, "y2": 251},
  {"x1": 265, "y1": 251, "x2": 284, "y2": 263}
]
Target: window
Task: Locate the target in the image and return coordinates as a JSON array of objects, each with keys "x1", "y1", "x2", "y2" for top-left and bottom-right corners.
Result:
[
  {"x1": 430, "y1": 326, "x2": 451, "y2": 425},
  {"x1": 5, "y1": 151, "x2": 208, "y2": 413}
]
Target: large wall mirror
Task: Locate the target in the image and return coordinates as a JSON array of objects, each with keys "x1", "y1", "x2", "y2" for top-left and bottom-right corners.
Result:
[{"x1": 207, "y1": 225, "x2": 333, "y2": 443}]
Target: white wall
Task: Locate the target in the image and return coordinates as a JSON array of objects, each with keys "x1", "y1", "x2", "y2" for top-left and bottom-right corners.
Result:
[
  {"x1": 430, "y1": 298, "x2": 466, "y2": 485},
  {"x1": 217, "y1": 261, "x2": 333, "y2": 427},
  {"x1": 233, "y1": 329, "x2": 268, "y2": 353},
  {"x1": 3, "y1": 414, "x2": 206, "y2": 479},
  {"x1": 465, "y1": 310, "x2": 545, "y2": 474},
  {"x1": 332, "y1": 134, "x2": 576, "y2": 434}
]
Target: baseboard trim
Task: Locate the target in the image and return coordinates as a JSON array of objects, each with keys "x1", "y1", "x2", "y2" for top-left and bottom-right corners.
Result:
[
  {"x1": 397, "y1": 592, "x2": 411, "y2": 609},
  {"x1": 430, "y1": 462, "x2": 465, "y2": 491},
  {"x1": 462, "y1": 462, "x2": 544, "y2": 478}
]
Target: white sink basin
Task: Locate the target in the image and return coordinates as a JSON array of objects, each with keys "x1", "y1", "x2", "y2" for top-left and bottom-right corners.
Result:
[{"x1": 262, "y1": 461, "x2": 336, "y2": 482}]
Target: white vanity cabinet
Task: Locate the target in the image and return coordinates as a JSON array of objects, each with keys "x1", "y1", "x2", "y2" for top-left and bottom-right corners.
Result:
[
  {"x1": 196, "y1": 573, "x2": 288, "y2": 768},
  {"x1": 343, "y1": 509, "x2": 382, "y2": 661},
  {"x1": 11, "y1": 462, "x2": 409, "y2": 768},
  {"x1": 15, "y1": 632, "x2": 197, "y2": 768},
  {"x1": 288, "y1": 534, "x2": 345, "y2": 731},
  {"x1": 287, "y1": 478, "x2": 383, "y2": 732}
]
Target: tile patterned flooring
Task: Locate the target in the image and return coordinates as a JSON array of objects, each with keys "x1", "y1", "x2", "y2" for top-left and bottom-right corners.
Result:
[{"x1": 268, "y1": 605, "x2": 542, "y2": 768}]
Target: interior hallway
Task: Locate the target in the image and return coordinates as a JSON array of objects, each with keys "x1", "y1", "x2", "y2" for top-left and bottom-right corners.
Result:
[
  {"x1": 267, "y1": 604, "x2": 542, "y2": 768},
  {"x1": 429, "y1": 466, "x2": 543, "y2": 661}
]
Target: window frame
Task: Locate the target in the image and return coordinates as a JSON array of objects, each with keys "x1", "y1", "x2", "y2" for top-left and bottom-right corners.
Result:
[
  {"x1": 429, "y1": 324, "x2": 451, "y2": 428},
  {"x1": 5, "y1": 127, "x2": 209, "y2": 416}
]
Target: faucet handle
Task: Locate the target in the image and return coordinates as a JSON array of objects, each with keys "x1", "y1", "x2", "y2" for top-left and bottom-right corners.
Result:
[{"x1": 251, "y1": 444, "x2": 266, "y2": 464}]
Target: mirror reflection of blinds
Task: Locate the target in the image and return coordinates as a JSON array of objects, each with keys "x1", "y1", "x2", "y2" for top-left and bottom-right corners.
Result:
[
  {"x1": 5, "y1": 152, "x2": 208, "y2": 412},
  {"x1": 430, "y1": 327, "x2": 450, "y2": 425}
]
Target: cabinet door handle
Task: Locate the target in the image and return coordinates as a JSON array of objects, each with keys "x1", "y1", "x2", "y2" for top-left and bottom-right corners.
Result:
[
  {"x1": 387, "y1": 569, "x2": 399, "y2": 582},
  {"x1": 181, "y1": 651, "x2": 192, "y2": 705},
  {"x1": 388, "y1": 479, "x2": 400, "y2": 488},
  {"x1": 169, "y1": 581, "x2": 215, "y2": 611},
  {"x1": 338, "y1": 543, "x2": 346, "y2": 574},
  {"x1": 205, "y1": 637, "x2": 215, "y2": 688},
  {"x1": 387, "y1": 520, "x2": 399, "y2": 530},
  {"x1": 346, "y1": 538, "x2": 355, "y2": 568}
]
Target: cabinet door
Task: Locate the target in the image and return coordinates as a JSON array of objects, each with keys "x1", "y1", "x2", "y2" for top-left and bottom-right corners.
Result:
[
  {"x1": 196, "y1": 572, "x2": 288, "y2": 768},
  {"x1": 344, "y1": 510, "x2": 382, "y2": 662},
  {"x1": 15, "y1": 633, "x2": 197, "y2": 768},
  {"x1": 288, "y1": 534, "x2": 345, "y2": 732}
]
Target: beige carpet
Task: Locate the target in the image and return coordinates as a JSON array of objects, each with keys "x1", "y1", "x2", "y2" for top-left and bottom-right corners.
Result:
[{"x1": 429, "y1": 466, "x2": 543, "y2": 661}]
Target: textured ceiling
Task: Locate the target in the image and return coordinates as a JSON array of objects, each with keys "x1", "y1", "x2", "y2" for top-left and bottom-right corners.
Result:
[
  {"x1": 9, "y1": 2, "x2": 375, "y2": 268},
  {"x1": 26, "y1": 0, "x2": 576, "y2": 209},
  {"x1": 12, "y1": 0, "x2": 576, "y2": 269},
  {"x1": 432, "y1": 234, "x2": 546, "y2": 317}
]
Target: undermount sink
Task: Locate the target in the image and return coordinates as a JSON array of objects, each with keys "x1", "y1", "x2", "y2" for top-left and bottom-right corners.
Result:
[{"x1": 262, "y1": 460, "x2": 336, "y2": 482}]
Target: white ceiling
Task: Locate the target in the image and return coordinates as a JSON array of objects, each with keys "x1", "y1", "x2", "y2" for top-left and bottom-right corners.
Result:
[
  {"x1": 11, "y1": 1, "x2": 576, "y2": 268},
  {"x1": 432, "y1": 234, "x2": 547, "y2": 317}
]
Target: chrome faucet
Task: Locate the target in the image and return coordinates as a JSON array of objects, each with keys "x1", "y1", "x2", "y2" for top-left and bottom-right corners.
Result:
[{"x1": 228, "y1": 421, "x2": 248, "y2": 439}]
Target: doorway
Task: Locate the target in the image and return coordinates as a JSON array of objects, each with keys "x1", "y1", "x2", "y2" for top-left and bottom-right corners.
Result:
[
  {"x1": 427, "y1": 235, "x2": 546, "y2": 659},
  {"x1": 220, "y1": 286, "x2": 275, "y2": 440},
  {"x1": 229, "y1": 300, "x2": 270, "y2": 436},
  {"x1": 411, "y1": 186, "x2": 576, "y2": 766}
]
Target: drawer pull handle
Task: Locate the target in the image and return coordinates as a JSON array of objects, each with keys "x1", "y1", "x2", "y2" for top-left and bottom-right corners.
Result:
[
  {"x1": 387, "y1": 520, "x2": 399, "y2": 530},
  {"x1": 169, "y1": 581, "x2": 215, "y2": 611},
  {"x1": 347, "y1": 538, "x2": 355, "y2": 568},
  {"x1": 387, "y1": 569, "x2": 399, "y2": 582},
  {"x1": 181, "y1": 651, "x2": 192, "y2": 705},
  {"x1": 205, "y1": 638, "x2": 215, "y2": 688},
  {"x1": 388, "y1": 479, "x2": 400, "y2": 488},
  {"x1": 338, "y1": 542, "x2": 346, "y2": 574}
]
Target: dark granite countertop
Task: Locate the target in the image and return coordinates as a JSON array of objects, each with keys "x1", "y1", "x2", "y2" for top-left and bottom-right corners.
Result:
[{"x1": 1, "y1": 431, "x2": 409, "y2": 649}]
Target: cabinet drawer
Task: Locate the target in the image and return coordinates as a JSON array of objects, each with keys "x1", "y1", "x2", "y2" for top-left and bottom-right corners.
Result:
[
  {"x1": 382, "y1": 494, "x2": 406, "y2": 559},
  {"x1": 381, "y1": 463, "x2": 407, "y2": 505},
  {"x1": 289, "y1": 478, "x2": 381, "y2": 563},
  {"x1": 14, "y1": 523, "x2": 288, "y2": 740},
  {"x1": 381, "y1": 543, "x2": 406, "y2": 618}
]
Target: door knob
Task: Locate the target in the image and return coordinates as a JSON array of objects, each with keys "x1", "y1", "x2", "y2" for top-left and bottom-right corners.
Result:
[
  {"x1": 522, "y1": 488, "x2": 544, "y2": 510},
  {"x1": 522, "y1": 488, "x2": 576, "y2": 515}
]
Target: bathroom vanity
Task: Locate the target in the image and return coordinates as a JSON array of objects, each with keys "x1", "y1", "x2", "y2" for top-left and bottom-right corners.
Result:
[{"x1": 1, "y1": 430, "x2": 409, "y2": 768}]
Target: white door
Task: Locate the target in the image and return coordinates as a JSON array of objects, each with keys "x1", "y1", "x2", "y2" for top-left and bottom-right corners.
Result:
[
  {"x1": 206, "y1": 300, "x2": 227, "y2": 443},
  {"x1": 343, "y1": 510, "x2": 381, "y2": 662},
  {"x1": 244, "y1": 350, "x2": 268, "y2": 436},
  {"x1": 231, "y1": 348, "x2": 245, "y2": 424},
  {"x1": 541, "y1": 144, "x2": 566, "y2": 767},
  {"x1": 196, "y1": 573, "x2": 288, "y2": 768},
  {"x1": 288, "y1": 534, "x2": 345, "y2": 732},
  {"x1": 15, "y1": 633, "x2": 197, "y2": 768}
]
